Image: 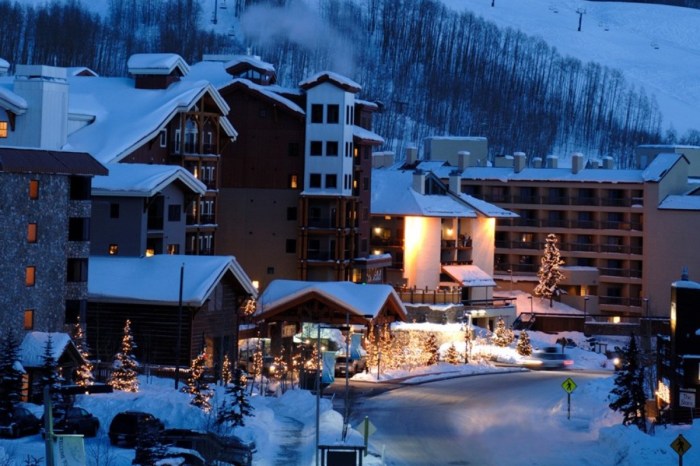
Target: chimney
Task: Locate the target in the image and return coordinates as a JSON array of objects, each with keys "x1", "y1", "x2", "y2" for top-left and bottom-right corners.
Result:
[
  {"x1": 589, "y1": 159, "x2": 600, "y2": 169},
  {"x1": 412, "y1": 169, "x2": 426, "y2": 195},
  {"x1": 0, "y1": 58, "x2": 9, "y2": 76},
  {"x1": 405, "y1": 146, "x2": 419, "y2": 166},
  {"x1": 514, "y1": 152, "x2": 526, "y2": 173},
  {"x1": 372, "y1": 151, "x2": 395, "y2": 169},
  {"x1": 546, "y1": 155, "x2": 558, "y2": 168},
  {"x1": 602, "y1": 156, "x2": 614, "y2": 169},
  {"x1": 494, "y1": 154, "x2": 514, "y2": 168},
  {"x1": 571, "y1": 152, "x2": 584, "y2": 174},
  {"x1": 532, "y1": 157, "x2": 543, "y2": 168},
  {"x1": 457, "y1": 150, "x2": 470, "y2": 170},
  {"x1": 13, "y1": 65, "x2": 68, "y2": 150},
  {"x1": 449, "y1": 169, "x2": 462, "y2": 195}
]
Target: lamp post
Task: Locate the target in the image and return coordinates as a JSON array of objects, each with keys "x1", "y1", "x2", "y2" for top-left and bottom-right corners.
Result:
[
  {"x1": 175, "y1": 263, "x2": 184, "y2": 390},
  {"x1": 643, "y1": 297, "x2": 650, "y2": 336},
  {"x1": 527, "y1": 295, "x2": 533, "y2": 313},
  {"x1": 583, "y1": 296, "x2": 589, "y2": 320}
]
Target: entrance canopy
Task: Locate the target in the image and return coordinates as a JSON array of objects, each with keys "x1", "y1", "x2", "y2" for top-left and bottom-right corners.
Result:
[
  {"x1": 256, "y1": 280, "x2": 407, "y2": 325},
  {"x1": 442, "y1": 264, "x2": 496, "y2": 287}
]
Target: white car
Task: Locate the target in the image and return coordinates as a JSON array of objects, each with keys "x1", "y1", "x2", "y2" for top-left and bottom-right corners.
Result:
[{"x1": 522, "y1": 347, "x2": 573, "y2": 370}]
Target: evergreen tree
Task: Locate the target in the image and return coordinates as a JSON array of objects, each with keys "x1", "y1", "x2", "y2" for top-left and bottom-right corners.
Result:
[
  {"x1": 217, "y1": 369, "x2": 254, "y2": 428},
  {"x1": 72, "y1": 319, "x2": 94, "y2": 387},
  {"x1": 183, "y1": 349, "x2": 212, "y2": 412},
  {"x1": 444, "y1": 343, "x2": 460, "y2": 365},
  {"x1": 491, "y1": 317, "x2": 514, "y2": 347},
  {"x1": 109, "y1": 320, "x2": 139, "y2": 392},
  {"x1": 516, "y1": 329, "x2": 533, "y2": 356},
  {"x1": 424, "y1": 333, "x2": 439, "y2": 366},
  {"x1": 132, "y1": 420, "x2": 168, "y2": 465},
  {"x1": 0, "y1": 331, "x2": 24, "y2": 414},
  {"x1": 221, "y1": 353, "x2": 232, "y2": 385},
  {"x1": 609, "y1": 332, "x2": 647, "y2": 432},
  {"x1": 271, "y1": 348, "x2": 288, "y2": 383},
  {"x1": 35, "y1": 335, "x2": 66, "y2": 413},
  {"x1": 534, "y1": 233, "x2": 566, "y2": 307}
]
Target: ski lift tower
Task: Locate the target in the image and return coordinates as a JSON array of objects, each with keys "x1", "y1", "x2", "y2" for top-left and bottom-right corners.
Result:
[{"x1": 576, "y1": 7, "x2": 586, "y2": 32}]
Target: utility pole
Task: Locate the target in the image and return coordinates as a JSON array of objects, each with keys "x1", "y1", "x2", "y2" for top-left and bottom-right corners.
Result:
[{"x1": 576, "y1": 8, "x2": 586, "y2": 32}]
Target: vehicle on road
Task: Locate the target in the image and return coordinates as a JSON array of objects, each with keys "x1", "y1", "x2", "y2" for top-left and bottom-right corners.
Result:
[
  {"x1": 522, "y1": 346, "x2": 573, "y2": 370},
  {"x1": 0, "y1": 407, "x2": 41, "y2": 438},
  {"x1": 335, "y1": 355, "x2": 367, "y2": 376},
  {"x1": 108, "y1": 411, "x2": 164, "y2": 447}
]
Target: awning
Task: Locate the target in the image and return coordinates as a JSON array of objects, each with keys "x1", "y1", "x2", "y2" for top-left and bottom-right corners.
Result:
[{"x1": 442, "y1": 265, "x2": 496, "y2": 287}]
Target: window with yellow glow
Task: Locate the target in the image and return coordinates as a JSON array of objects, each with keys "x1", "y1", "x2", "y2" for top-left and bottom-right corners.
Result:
[
  {"x1": 25, "y1": 266, "x2": 36, "y2": 286},
  {"x1": 29, "y1": 180, "x2": 39, "y2": 199},
  {"x1": 108, "y1": 244, "x2": 119, "y2": 255},
  {"x1": 290, "y1": 174, "x2": 298, "y2": 189},
  {"x1": 24, "y1": 310, "x2": 34, "y2": 330},
  {"x1": 27, "y1": 223, "x2": 37, "y2": 243},
  {"x1": 0, "y1": 121, "x2": 7, "y2": 138}
]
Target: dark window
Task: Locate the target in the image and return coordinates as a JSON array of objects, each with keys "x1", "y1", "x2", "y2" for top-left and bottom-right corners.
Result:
[
  {"x1": 326, "y1": 141, "x2": 338, "y2": 156},
  {"x1": 363, "y1": 177, "x2": 369, "y2": 190},
  {"x1": 287, "y1": 207, "x2": 297, "y2": 221},
  {"x1": 110, "y1": 203, "x2": 120, "y2": 219},
  {"x1": 266, "y1": 266, "x2": 275, "y2": 274},
  {"x1": 325, "y1": 174, "x2": 337, "y2": 189},
  {"x1": 310, "y1": 174, "x2": 322, "y2": 188},
  {"x1": 65, "y1": 300, "x2": 86, "y2": 325},
  {"x1": 288, "y1": 142, "x2": 300, "y2": 157},
  {"x1": 285, "y1": 239, "x2": 297, "y2": 254},
  {"x1": 67, "y1": 258, "x2": 88, "y2": 282},
  {"x1": 310, "y1": 141, "x2": 323, "y2": 156},
  {"x1": 68, "y1": 218, "x2": 90, "y2": 241},
  {"x1": 69, "y1": 176, "x2": 91, "y2": 200},
  {"x1": 168, "y1": 204, "x2": 182, "y2": 222},
  {"x1": 327, "y1": 104, "x2": 339, "y2": 123},
  {"x1": 311, "y1": 104, "x2": 323, "y2": 123}
]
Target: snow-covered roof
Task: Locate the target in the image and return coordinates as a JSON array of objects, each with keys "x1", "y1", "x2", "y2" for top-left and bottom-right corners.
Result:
[
  {"x1": 20, "y1": 332, "x2": 77, "y2": 368},
  {"x1": 0, "y1": 58, "x2": 9, "y2": 71},
  {"x1": 66, "y1": 67, "x2": 98, "y2": 77},
  {"x1": 672, "y1": 279, "x2": 700, "y2": 289},
  {"x1": 257, "y1": 280, "x2": 407, "y2": 321},
  {"x1": 372, "y1": 170, "x2": 490, "y2": 218},
  {"x1": 224, "y1": 55, "x2": 276, "y2": 74},
  {"x1": 127, "y1": 53, "x2": 190, "y2": 76},
  {"x1": 658, "y1": 194, "x2": 700, "y2": 210},
  {"x1": 0, "y1": 85, "x2": 27, "y2": 114},
  {"x1": 65, "y1": 76, "x2": 236, "y2": 164},
  {"x1": 91, "y1": 163, "x2": 206, "y2": 197},
  {"x1": 355, "y1": 99, "x2": 379, "y2": 110},
  {"x1": 642, "y1": 152, "x2": 687, "y2": 182},
  {"x1": 88, "y1": 255, "x2": 257, "y2": 306},
  {"x1": 299, "y1": 71, "x2": 361, "y2": 93},
  {"x1": 442, "y1": 265, "x2": 496, "y2": 287},
  {"x1": 449, "y1": 166, "x2": 646, "y2": 184},
  {"x1": 226, "y1": 78, "x2": 304, "y2": 116},
  {"x1": 458, "y1": 193, "x2": 518, "y2": 218},
  {"x1": 353, "y1": 125, "x2": 384, "y2": 145}
]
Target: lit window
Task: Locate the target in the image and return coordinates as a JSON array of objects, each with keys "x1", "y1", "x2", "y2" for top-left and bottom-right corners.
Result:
[
  {"x1": 25, "y1": 266, "x2": 36, "y2": 286},
  {"x1": 23, "y1": 310, "x2": 34, "y2": 330},
  {"x1": 145, "y1": 248, "x2": 155, "y2": 257},
  {"x1": 0, "y1": 121, "x2": 7, "y2": 138},
  {"x1": 29, "y1": 180, "x2": 39, "y2": 199},
  {"x1": 108, "y1": 244, "x2": 119, "y2": 255},
  {"x1": 27, "y1": 223, "x2": 37, "y2": 243},
  {"x1": 289, "y1": 175, "x2": 298, "y2": 189},
  {"x1": 167, "y1": 244, "x2": 179, "y2": 254}
]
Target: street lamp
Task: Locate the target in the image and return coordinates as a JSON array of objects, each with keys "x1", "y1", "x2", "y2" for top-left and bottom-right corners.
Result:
[
  {"x1": 527, "y1": 295, "x2": 533, "y2": 313},
  {"x1": 583, "y1": 296, "x2": 589, "y2": 320}
]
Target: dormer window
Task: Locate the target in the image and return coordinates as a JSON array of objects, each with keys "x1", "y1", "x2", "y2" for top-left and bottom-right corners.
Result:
[{"x1": 0, "y1": 121, "x2": 7, "y2": 138}]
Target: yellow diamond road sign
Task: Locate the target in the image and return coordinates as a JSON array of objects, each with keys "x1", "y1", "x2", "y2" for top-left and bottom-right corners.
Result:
[
  {"x1": 562, "y1": 377, "x2": 577, "y2": 394},
  {"x1": 671, "y1": 434, "x2": 692, "y2": 457}
]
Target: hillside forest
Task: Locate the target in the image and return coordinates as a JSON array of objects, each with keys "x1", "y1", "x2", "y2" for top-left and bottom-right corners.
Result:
[{"x1": 0, "y1": 0, "x2": 698, "y2": 166}]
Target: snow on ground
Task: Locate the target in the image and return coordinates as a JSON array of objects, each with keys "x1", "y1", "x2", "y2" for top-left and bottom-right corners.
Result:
[{"x1": 0, "y1": 326, "x2": 696, "y2": 465}]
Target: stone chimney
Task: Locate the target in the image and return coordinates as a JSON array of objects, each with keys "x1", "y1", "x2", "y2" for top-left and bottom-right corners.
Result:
[
  {"x1": 457, "y1": 150, "x2": 470, "y2": 170},
  {"x1": 514, "y1": 152, "x2": 526, "y2": 173},
  {"x1": 546, "y1": 155, "x2": 558, "y2": 168},
  {"x1": 449, "y1": 169, "x2": 462, "y2": 195},
  {"x1": 405, "y1": 146, "x2": 419, "y2": 166},
  {"x1": 412, "y1": 169, "x2": 426, "y2": 195},
  {"x1": 602, "y1": 156, "x2": 614, "y2": 169},
  {"x1": 532, "y1": 157, "x2": 543, "y2": 168},
  {"x1": 571, "y1": 152, "x2": 584, "y2": 174},
  {"x1": 12, "y1": 65, "x2": 68, "y2": 150}
]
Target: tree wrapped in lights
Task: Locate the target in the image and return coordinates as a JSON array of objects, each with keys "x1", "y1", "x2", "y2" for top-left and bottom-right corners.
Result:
[
  {"x1": 402, "y1": 331, "x2": 428, "y2": 371},
  {"x1": 221, "y1": 354, "x2": 232, "y2": 385},
  {"x1": 609, "y1": 332, "x2": 647, "y2": 432},
  {"x1": 424, "y1": 333, "x2": 439, "y2": 366},
  {"x1": 248, "y1": 339, "x2": 264, "y2": 396},
  {"x1": 534, "y1": 233, "x2": 566, "y2": 307},
  {"x1": 72, "y1": 318, "x2": 94, "y2": 387},
  {"x1": 109, "y1": 319, "x2": 139, "y2": 392},
  {"x1": 183, "y1": 349, "x2": 212, "y2": 412},
  {"x1": 271, "y1": 348, "x2": 288, "y2": 384},
  {"x1": 491, "y1": 317, "x2": 514, "y2": 347},
  {"x1": 444, "y1": 343, "x2": 460, "y2": 365},
  {"x1": 364, "y1": 325, "x2": 379, "y2": 370},
  {"x1": 389, "y1": 331, "x2": 408, "y2": 370},
  {"x1": 378, "y1": 324, "x2": 393, "y2": 373},
  {"x1": 517, "y1": 329, "x2": 533, "y2": 356},
  {"x1": 217, "y1": 368, "x2": 254, "y2": 428}
]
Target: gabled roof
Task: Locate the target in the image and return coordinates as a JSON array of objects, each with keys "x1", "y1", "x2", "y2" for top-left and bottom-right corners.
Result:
[
  {"x1": 0, "y1": 147, "x2": 107, "y2": 176},
  {"x1": 88, "y1": 255, "x2": 257, "y2": 306},
  {"x1": 224, "y1": 55, "x2": 276, "y2": 77},
  {"x1": 67, "y1": 67, "x2": 98, "y2": 77},
  {"x1": 127, "y1": 53, "x2": 190, "y2": 77},
  {"x1": 65, "y1": 76, "x2": 236, "y2": 164},
  {"x1": 257, "y1": 280, "x2": 407, "y2": 324},
  {"x1": 372, "y1": 169, "x2": 511, "y2": 218},
  {"x1": 299, "y1": 71, "x2": 361, "y2": 93},
  {"x1": 91, "y1": 163, "x2": 206, "y2": 197},
  {"x1": 353, "y1": 125, "x2": 384, "y2": 145},
  {"x1": 642, "y1": 152, "x2": 688, "y2": 182},
  {"x1": 20, "y1": 332, "x2": 81, "y2": 368},
  {"x1": 225, "y1": 79, "x2": 305, "y2": 117}
]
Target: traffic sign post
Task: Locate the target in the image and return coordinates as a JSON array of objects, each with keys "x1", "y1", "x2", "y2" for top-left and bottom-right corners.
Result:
[
  {"x1": 562, "y1": 378, "x2": 577, "y2": 420},
  {"x1": 355, "y1": 416, "x2": 376, "y2": 456},
  {"x1": 671, "y1": 434, "x2": 692, "y2": 466}
]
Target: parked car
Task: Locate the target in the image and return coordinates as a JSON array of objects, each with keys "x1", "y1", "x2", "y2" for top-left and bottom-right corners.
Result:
[
  {"x1": 522, "y1": 346, "x2": 574, "y2": 370},
  {"x1": 335, "y1": 355, "x2": 367, "y2": 377},
  {"x1": 108, "y1": 411, "x2": 164, "y2": 448},
  {"x1": 54, "y1": 406, "x2": 100, "y2": 437},
  {"x1": 159, "y1": 428, "x2": 255, "y2": 466},
  {"x1": 0, "y1": 407, "x2": 41, "y2": 438}
]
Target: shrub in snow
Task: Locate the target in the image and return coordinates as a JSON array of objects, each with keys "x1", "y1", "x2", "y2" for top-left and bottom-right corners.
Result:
[
  {"x1": 491, "y1": 317, "x2": 514, "y2": 347},
  {"x1": 424, "y1": 333, "x2": 440, "y2": 366},
  {"x1": 217, "y1": 368, "x2": 254, "y2": 428},
  {"x1": 444, "y1": 343, "x2": 460, "y2": 365},
  {"x1": 517, "y1": 330, "x2": 533, "y2": 356}
]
